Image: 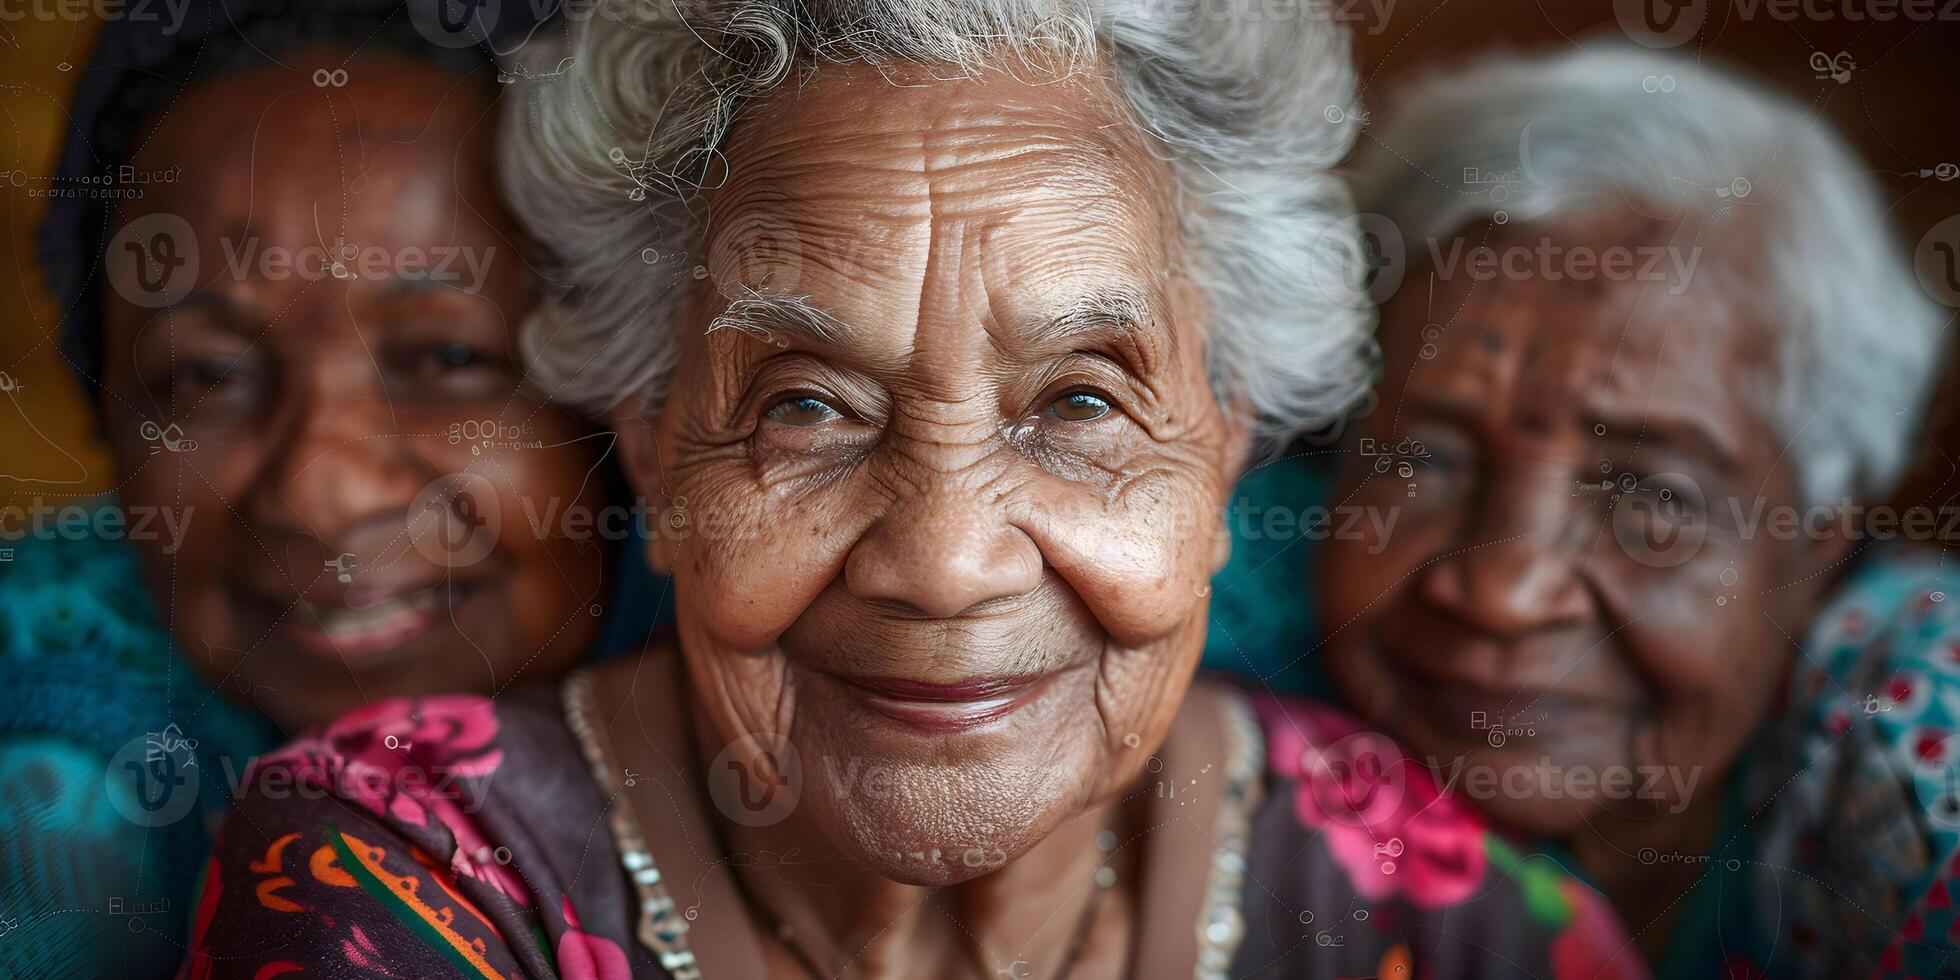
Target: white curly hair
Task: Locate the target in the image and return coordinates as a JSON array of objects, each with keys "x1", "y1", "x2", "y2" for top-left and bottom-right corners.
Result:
[
  {"x1": 497, "y1": 0, "x2": 1375, "y2": 449},
  {"x1": 1353, "y1": 43, "x2": 1950, "y2": 505}
]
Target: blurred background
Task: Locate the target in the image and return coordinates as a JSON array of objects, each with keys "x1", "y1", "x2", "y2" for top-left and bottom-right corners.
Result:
[{"x1": 5, "y1": 1, "x2": 1959, "y2": 504}]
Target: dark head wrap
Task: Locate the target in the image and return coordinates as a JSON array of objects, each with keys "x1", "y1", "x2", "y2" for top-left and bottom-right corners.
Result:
[{"x1": 36, "y1": 0, "x2": 561, "y2": 398}]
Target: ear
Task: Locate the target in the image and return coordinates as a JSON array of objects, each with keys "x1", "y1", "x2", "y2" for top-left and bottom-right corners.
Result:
[
  {"x1": 609, "y1": 401, "x2": 677, "y2": 576},
  {"x1": 1211, "y1": 402, "x2": 1256, "y2": 575}
]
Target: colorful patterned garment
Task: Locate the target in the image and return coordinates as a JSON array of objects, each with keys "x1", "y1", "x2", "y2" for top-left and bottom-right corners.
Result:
[
  {"x1": 180, "y1": 674, "x2": 1649, "y2": 979},
  {"x1": 1714, "y1": 544, "x2": 1960, "y2": 979},
  {"x1": 0, "y1": 502, "x2": 662, "y2": 978}
]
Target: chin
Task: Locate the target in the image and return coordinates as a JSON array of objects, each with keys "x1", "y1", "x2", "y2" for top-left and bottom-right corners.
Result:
[
  {"x1": 792, "y1": 719, "x2": 1096, "y2": 885},
  {"x1": 811, "y1": 771, "x2": 1062, "y2": 885},
  {"x1": 1480, "y1": 794, "x2": 1591, "y2": 838}
]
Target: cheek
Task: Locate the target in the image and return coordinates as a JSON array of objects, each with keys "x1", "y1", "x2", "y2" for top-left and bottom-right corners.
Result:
[
  {"x1": 109, "y1": 427, "x2": 229, "y2": 574},
  {"x1": 1609, "y1": 559, "x2": 1785, "y2": 741},
  {"x1": 1094, "y1": 615, "x2": 1207, "y2": 754},
  {"x1": 669, "y1": 469, "x2": 870, "y2": 650},
  {"x1": 105, "y1": 445, "x2": 242, "y2": 681},
  {"x1": 1316, "y1": 507, "x2": 1436, "y2": 625},
  {"x1": 479, "y1": 421, "x2": 604, "y2": 550},
  {"x1": 1017, "y1": 445, "x2": 1230, "y2": 646}
]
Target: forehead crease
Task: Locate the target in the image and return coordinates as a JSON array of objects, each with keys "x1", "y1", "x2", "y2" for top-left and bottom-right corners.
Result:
[{"x1": 720, "y1": 133, "x2": 1148, "y2": 224}]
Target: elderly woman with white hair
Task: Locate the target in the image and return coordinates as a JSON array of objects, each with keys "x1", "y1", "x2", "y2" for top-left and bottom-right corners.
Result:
[
  {"x1": 177, "y1": 1, "x2": 1647, "y2": 978},
  {"x1": 1315, "y1": 43, "x2": 1953, "y2": 978}
]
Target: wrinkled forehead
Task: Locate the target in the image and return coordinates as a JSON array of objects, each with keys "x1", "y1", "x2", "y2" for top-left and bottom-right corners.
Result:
[
  {"x1": 1387, "y1": 209, "x2": 1771, "y2": 421},
  {"x1": 120, "y1": 56, "x2": 502, "y2": 248},
  {"x1": 699, "y1": 64, "x2": 1185, "y2": 351},
  {"x1": 715, "y1": 61, "x2": 1164, "y2": 201}
]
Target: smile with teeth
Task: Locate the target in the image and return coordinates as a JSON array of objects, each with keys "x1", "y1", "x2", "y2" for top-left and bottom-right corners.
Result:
[{"x1": 282, "y1": 588, "x2": 450, "y2": 660}]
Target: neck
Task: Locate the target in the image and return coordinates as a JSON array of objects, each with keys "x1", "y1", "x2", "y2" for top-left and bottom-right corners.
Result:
[
  {"x1": 1568, "y1": 786, "x2": 1726, "y2": 962},
  {"x1": 723, "y1": 794, "x2": 1131, "y2": 977},
  {"x1": 691, "y1": 707, "x2": 1139, "y2": 979}
]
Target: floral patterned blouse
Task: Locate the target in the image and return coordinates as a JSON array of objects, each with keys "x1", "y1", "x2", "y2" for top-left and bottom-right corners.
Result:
[
  {"x1": 1719, "y1": 544, "x2": 1960, "y2": 978},
  {"x1": 179, "y1": 674, "x2": 1647, "y2": 979}
]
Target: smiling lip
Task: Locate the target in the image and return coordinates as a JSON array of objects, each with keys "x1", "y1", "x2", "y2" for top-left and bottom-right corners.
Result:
[
  {"x1": 836, "y1": 673, "x2": 1045, "y2": 733},
  {"x1": 263, "y1": 580, "x2": 475, "y2": 664},
  {"x1": 1397, "y1": 669, "x2": 1635, "y2": 740}
]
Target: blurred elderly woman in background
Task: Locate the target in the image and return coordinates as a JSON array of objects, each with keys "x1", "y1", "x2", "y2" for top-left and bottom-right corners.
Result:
[
  {"x1": 182, "y1": 1, "x2": 1649, "y2": 977},
  {"x1": 2, "y1": 2, "x2": 656, "y2": 975},
  {"x1": 1318, "y1": 44, "x2": 1951, "y2": 976}
]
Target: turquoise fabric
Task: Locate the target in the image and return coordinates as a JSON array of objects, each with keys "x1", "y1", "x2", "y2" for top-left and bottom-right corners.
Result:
[
  {"x1": 0, "y1": 508, "x2": 278, "y2": 978},
  {"x1": 1202, "y1": 451, "x2": 1332, "y2": 696}
]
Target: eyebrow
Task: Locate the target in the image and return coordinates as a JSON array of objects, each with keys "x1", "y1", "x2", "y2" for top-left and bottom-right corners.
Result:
[
  {"x1": 141, "y1": 290, "x2": 260, "y2": 338},
  {"x1": 1406, "y1": 394, "x2": 1482, "y2": 427},
  {"x1": 1408, "y1": 395, "x2": 1739, "y2": 474},
  {"x1": 380, "y1": 274, "x2": 478, "y2": 300},
  {"x1": 705, "y1": 288, "x2": 848, "y2": 350},
  {"x1": 1594, "y1": 410, "x2": 1738, "y2": 475},
  {"x1": 1014, "y1": 286, "x2": 1158, "y2": 350},
  {"x1": 701, "y1": 283, "x2": 1162, "y2": 359}
]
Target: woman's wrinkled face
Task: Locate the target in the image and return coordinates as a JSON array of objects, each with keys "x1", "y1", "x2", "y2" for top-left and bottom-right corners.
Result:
[
  {"x1": 623, "y1": 65, "x2": 1241, "y2": 884},
  {"x1": 1319, "y1": 207, "x2": 1833, "y2": 838},
  {"x1": 99, "y1": 53, "x2": 607, "y2": 731}
]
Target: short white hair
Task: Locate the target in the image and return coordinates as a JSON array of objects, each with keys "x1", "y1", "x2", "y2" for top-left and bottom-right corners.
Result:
[
  {"x1": 498, "y1": 0, "x2": 1374, "y2": 449},
  {"x1": 1354, "y1": 44, "x2": 1949, "y2": 505}
]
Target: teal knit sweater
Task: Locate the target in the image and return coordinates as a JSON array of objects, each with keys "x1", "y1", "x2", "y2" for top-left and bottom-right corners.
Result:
[{"x1": 0, "y1": 513, "x2": 278, "y2": 978}]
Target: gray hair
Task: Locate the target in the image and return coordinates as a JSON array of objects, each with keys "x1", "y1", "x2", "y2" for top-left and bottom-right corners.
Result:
[
  {"x1": 498, "y1": 0, "x2": 1373, "y2": 448},
  {"x1": 1354, "y1": 44, "x2": 1949, "y2": 506}
]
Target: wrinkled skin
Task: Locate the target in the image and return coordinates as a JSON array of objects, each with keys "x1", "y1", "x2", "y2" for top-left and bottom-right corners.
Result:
[
  {"x1": 99, "y1": 51, "x2": 607, "y2": 731},
  {"x1": 605, "y1": 63, "x2": 1245, "y2": 975},
  {"x1": 1318, "y1": 205, "x2": 1842, "y2": 939}
]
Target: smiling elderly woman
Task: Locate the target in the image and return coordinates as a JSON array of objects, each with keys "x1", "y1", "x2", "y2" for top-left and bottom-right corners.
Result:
[
  {"x1": 180, "y1": 2, "x2": 1646, "y2": 977},
  {"x1": 1316, "y1": 45, "x2": 1949, "y2": 977}
]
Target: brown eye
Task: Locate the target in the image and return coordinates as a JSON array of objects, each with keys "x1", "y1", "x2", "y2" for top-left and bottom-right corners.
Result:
[
  {"x1": 165, "y1": 355, "x2": 267, "y2": 416},
  {"x1": 765, "y1": 395, "x2": 844, "y2": 426},
  {"x1": 1049, "y1": 391, "x2": 1110, "y2": 422}
]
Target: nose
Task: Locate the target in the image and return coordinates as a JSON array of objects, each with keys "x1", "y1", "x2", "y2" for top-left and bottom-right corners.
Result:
[
  {"x1": 844, "y1": 472, "x2": 1043, "y2": 618},
  {"x1": 244, "y1": 377, "x2": 436, "y2": 545},
  {"x1": 1419, "y1": 471, "x2": 1591, "y2": 637}
]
